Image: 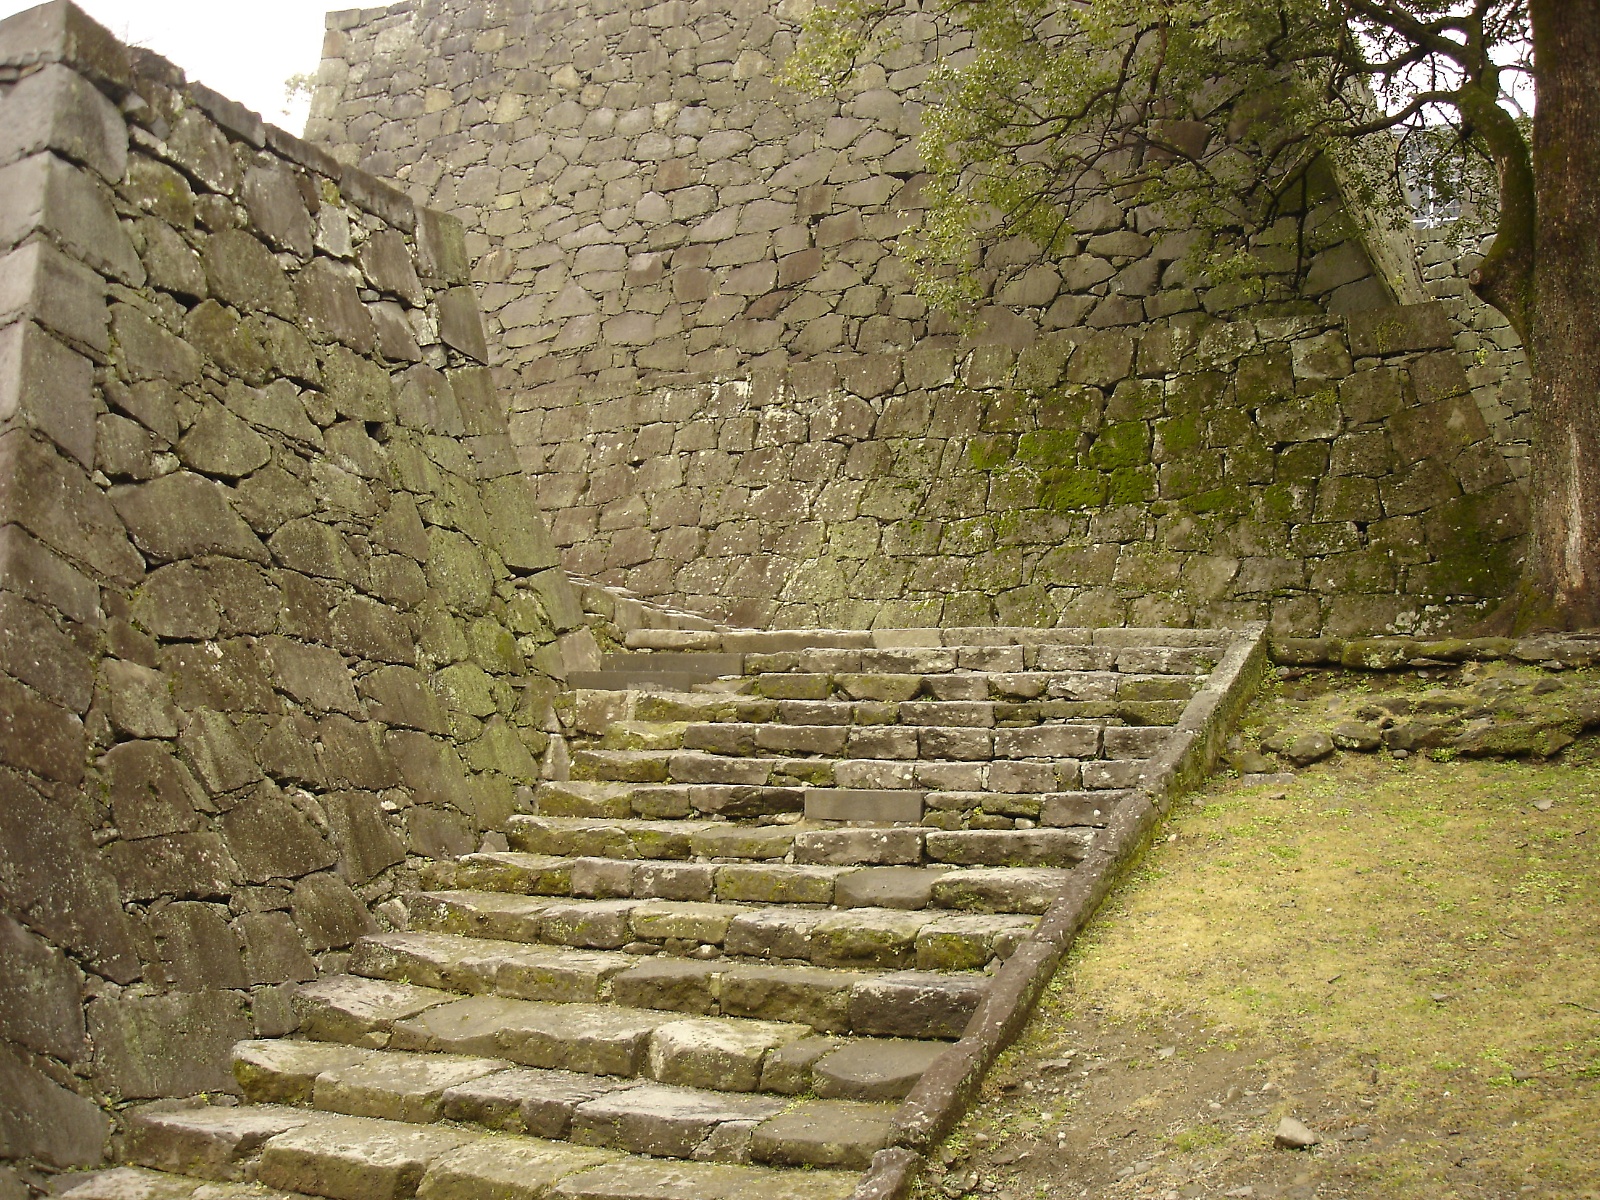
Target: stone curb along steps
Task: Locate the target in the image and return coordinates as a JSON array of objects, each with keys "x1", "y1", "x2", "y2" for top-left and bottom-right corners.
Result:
[{"x1": 84, "y1": 622, "x2": 1266, "y2": 1200}]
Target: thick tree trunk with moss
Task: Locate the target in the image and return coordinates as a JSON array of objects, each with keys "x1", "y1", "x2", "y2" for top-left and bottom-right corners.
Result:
[{"x1": 1479, "y1": 1, "x2": 1600, "y2": 632}]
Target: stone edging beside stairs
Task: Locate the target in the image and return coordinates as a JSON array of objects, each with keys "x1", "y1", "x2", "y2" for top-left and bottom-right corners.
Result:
[{"x1": 852, "y1": 624, "x2": 1271, "y2": 1200}]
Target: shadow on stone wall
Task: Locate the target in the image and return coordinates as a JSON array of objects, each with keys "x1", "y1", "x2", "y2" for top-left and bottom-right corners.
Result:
[{"x1": 0, "y1": 1, "x2": 590, "y2": 1172}]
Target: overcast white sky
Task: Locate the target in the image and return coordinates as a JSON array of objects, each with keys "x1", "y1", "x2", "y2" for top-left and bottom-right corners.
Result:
[{"x1": 0, "y1": 0, "x2": 342, "y2": 133}]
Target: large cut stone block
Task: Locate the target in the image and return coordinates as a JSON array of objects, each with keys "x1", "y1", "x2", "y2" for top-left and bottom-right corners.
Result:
[
  {"x1": 417, "y1": 1137, "x2": 618, "y2": 1200},
  {"x1": 0, "y1": 63, "x2": 128, "y2": 183},
  {"x1": 291, "y1": 975, "x2": 453, "y2": 1047},
  {"x1": 848, "y1": 971, "x2": 988, "y2": 1040},
  {"x1": 0, "y1": 318, "x2": 94, "y2": 466},
  {"x1": 496, "y1": 1003, "x2": 666, "y2": 1076},
  {"x1": 0, "y1": 152, "x2": 142, "y2": 284},
  {"x1": 313, "y1": 1052, "x2": 510, "y2": 1123},
  {"x1": 747, "y1": 1100, "x2": 894, "y2": 1170},
  {"x1": 812, "y1": 1039, "x2": 945, "y2": 1101},
  {"x1": 234, "y1": 1039, "x2": 380, "y2": 1105},
  {"x1": 257, "y1": 1114, "x2": 476, "y2": 1200},
  {"x1": 0, "y1": 239, "x2": 107, "y2": 352},
  {"x1": 124, "y1": 1103, "x2": 322, "y2": 1181},
  {"x1": 550, "y1": 1158, "x2": 859, "y2": 1200},
  {"x1": 569, "y1": 1084, "x2": 784, "y2": 1159},
  {"x1": 646, "y1": 1018, "x2": 809, "y2": 1092},
  {"x1": 439, "y1": 1067, "x2": 624, "y2": 1139}
]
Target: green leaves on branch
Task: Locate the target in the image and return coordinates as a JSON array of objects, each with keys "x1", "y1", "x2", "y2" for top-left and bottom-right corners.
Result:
[{"x1": 782, "y1": 0, "x2": 1530, "y2": 319}]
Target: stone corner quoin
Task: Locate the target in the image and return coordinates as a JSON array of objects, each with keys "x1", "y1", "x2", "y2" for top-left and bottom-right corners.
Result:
[{"x1": 309, "y1": 0, "x2": 1530, "y2": 638}]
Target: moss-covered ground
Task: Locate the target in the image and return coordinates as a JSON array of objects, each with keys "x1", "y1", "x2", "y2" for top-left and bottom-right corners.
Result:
[{"x1": 928, "y1": 673, "x2": 1600, "y2": 1200}]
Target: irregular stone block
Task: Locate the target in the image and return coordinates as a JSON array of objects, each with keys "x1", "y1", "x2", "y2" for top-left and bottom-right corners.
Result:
[
  {"x1": 571, "y1": 1084, "x2": 784, "y2": 1159},
  {"x1": 812, "y1": 1038, "x2": 945, "y2": 1101},
  {"x1": 417, "y1": 1137, "x2": 618, "y2": 1200},
  {"x1": 0, "y1": 910, "x2": 85, "y2": 1059},
  {"x1": 88, "y1": 990, "x2": 251, "y2": 1098},
  {"x1": 292, "y1": 976, "x2": 453, "y2": 1048},
  {"x1": 0, "y1": 1044, "x2": 109, "y2": 1168},
  {"x1": 646, "y1": 1018, "x2": 809, "y2": 1092},
  {"x1": 848, "y1": 971, "x2": 987, "y2": 1040},
  {"x1": 124, "y1": 1103, "x2": 319, "y2": 1181},
  {"x1": 314, "y1": 1051, "x2": 510, "y2": 1123},
  {"x1": 257, "y1": 1114, "x2": 475, "y2": 1200},
  {"x1": 747, "y1": 1100, "x2": 894, "y2": 1170},
  {"x1": 496, "y1": 1002, "x2": 666, "y2": 1076},
  {"x1": 438, "y1": 1067, "x2": 624, "y2": 1139}
]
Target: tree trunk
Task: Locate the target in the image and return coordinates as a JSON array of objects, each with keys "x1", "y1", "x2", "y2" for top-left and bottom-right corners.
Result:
[{"x1": 1496, "y1": 1, "x2": 1600, "y2": 631}]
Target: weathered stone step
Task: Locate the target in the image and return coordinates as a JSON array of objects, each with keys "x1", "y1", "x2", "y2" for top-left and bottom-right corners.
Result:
[
  {"x1": 747, "y1": 670, "x2": 1204, "y2": 703},
  {"x1": 224, "y1": 1040, "x2": 911, "y2": 1163},
  {"x1": 109, "y1": 1102, "x2": 866, "y2": 1197},
  {"x1": 595, "y1": 719, "x2": 1170, "y2": 760},
  {"x1": 347, "y1": 931, "x2": 989, "y2": 1035},
  {"x1": 275, "y1": 981, "x2": 958, "y2": 1102},
  {"x1": 568, "y1": 670, "x2": 734, "y2": 692},
  {"x1": 405, "y1": 892, "x2": 1038, "y2": 969},
  {"x1": 739, "y1": 644, "x2": 1219, "y2": 676},
  {"x1": 504, "y1": 815, "x2": 1097, "y2": 867},
  {"x1": 533, "y1": 778, "x2": 1128, "y2": 826},
  {"x1": 567, "y1": 748, "x2": 1151, "y2": 793},
  {"x1": 422, "y1": 853, "x2": 1077, "y2": 915},
  {"x1": 570, "y1": 688, "x2": 1189, "y2": 733},
  {"x1": 624, "y1": 626, "x2": 1233, "y2": 655}
]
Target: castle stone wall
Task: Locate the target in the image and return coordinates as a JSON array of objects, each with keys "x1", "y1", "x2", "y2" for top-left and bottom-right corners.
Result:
[
  {"x1": 1416, "y1": 224, "x2": 1532, "y2": 486},
  {"x1": 311, "y1": 0, "x2": 1527, "y2": 634},
  {"x1": 0, "y1": 2, "x2": 587, "y2": 1169}
]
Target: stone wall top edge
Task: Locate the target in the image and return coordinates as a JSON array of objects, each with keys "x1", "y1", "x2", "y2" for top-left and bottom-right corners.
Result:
[
  {"x1": 0, "y1": 1, "x2": 442, "y2": 235},
  {"x1": 326, "y1": 2, "x2": 418, "y2": 33}
]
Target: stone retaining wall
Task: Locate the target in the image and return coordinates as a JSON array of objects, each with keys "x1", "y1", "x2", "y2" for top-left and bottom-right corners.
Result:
[
  {"x1": 1415, "y1": 223, "x2": 1531, "y2": 486},
  {"x1": 310, "y1": 0, "x2": 1529, "y2": 636},
  {"x1": 0, "y1": 2, "x2": 587, "y2": 1171}
]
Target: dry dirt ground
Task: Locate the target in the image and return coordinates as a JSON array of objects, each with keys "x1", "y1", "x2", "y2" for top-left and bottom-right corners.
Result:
[{"x1": 926, "y1": 668, "x2": 1600, "y2": 1200}]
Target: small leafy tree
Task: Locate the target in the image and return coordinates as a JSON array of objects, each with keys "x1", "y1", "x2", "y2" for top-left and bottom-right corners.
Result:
[{"x1": 787, "y1": 1, "x2": 1600, "y2": 631}]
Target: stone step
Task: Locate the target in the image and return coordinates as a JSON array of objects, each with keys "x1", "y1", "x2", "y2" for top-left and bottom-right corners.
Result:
[
  {"x1": 746, "y1": 670, "x2": 1204, "y2": 703},
  {"x1": 227, "y1": 1040, "x2": 915, "y2": 1159},
  {"x1": 406, "y1": 892, "x2": 1039, "y2": 969},
  {"x1": 532, "y1": 779, "x2": 1129, "y2": 826},
  {"x1": 568, "y1": 670, "x2": 734, "y2": 692},
  {"x1": 739, "y1": 644, "x2": 1219, "y2": 676},
  {"x1": 421, "y1": 853, "x2": 1077, "y2": 915},
  {"x1": 591, "y1": 720, "x2": 1171, "y2": 759},
  {"x1": 569, "y1": 688, "x2": 1189, "y2": 732},
  {"x1": 346, "y1": 932, "x2": 990, "y2": 1036},
  {"x1": 503, "y1": 816, "x2": 1097, "y2": 867},
  {"x1": 566, "y1": 748, "x2": 1152, "y2": 793},
  {"x1": 110, "y1": 1102, "x2": 867, "y2": 1197},
  {"x1": 274, "y1": 981, "x2": 957, "y2": 1103},
  {"x1": 624, "y1": 626, "x2": 1233, "y2": 655}
]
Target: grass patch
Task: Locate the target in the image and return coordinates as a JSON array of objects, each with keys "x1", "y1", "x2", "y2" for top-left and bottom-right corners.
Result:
[{"x1": 929, "y1": 684, "x2": 1600, "y2": 1200}]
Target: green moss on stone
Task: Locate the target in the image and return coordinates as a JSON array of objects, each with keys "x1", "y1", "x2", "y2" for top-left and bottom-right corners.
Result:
[
  {"x1": 1087, "y1": 421, "x2": 1151, "y2": 470},
  {"x1": 1184, "y1": 484, "x2": 1251, "y2": 515},
  {"x1": 1109, "y1": 466, "x2": 1156, "y2": 504},
  {"x1": 1040, "y1": 467, "x2": 1110, "y2": 511},
  {"x1": 968, "y1": 435, "x2": 1016, "y2": 472}
]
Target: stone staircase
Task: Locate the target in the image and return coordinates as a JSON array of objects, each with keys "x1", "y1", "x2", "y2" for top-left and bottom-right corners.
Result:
[{"x1": 75, "y1": 626, "x2": 1252, "y2": 1200}]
